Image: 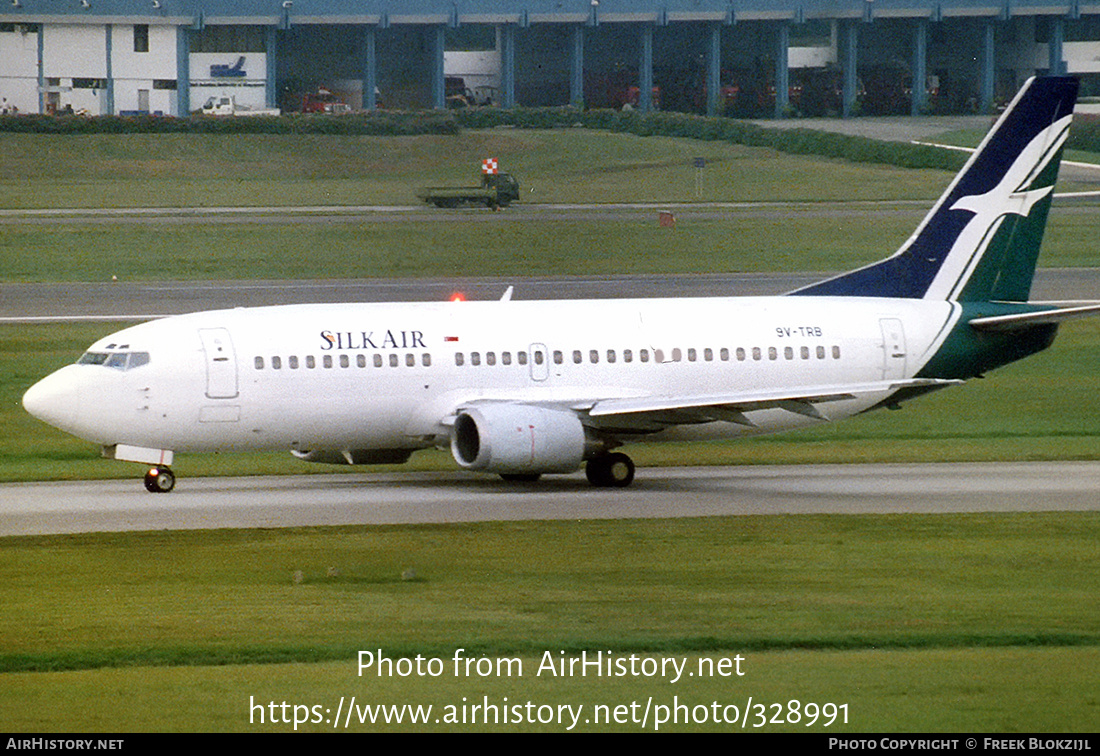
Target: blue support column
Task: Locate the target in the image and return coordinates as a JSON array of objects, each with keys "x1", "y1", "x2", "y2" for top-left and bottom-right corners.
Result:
[
  {"x1": 842, "y1": 21, "x2": 858, "y2": 118},
  {"x1": 105, "y1": 25, "x2": 114, "y2": 115},
  {"x1": 176, "y1": 25, "x2": 191, "y2": 115},
  {"x1": 570, "y1": 25, "x2": 584, "y2": 108},
  {"x1": 265, "y1": 26, "x2": 278, "y2": 109},
  {"x1": 361, "y1": 26, "x2": 376, "y2": 110},
  {"x1": 639, "y1": 24, "x2": 653, "y2": 112},
  {"x1": 911, "y1": 19, "x2": 927, "y2": 116},
  {"x1": 37, "y1": 25, "x2": 44, "y2": 114},
  {"x1": 501, "y1": 24, "x2": 516, "y2": 108},
  {"x1": 431, "y1": 25, "x2": 445, "y2": 109},
  {"x1": 1048, "y1": 17, "x2": 1065, "y2": 75},
  {"x1": 706, "y1": 22, "x2": 721, "y2": 116},
  {"x1": 981, "y1": 21, "x2": 995, "y2": 113},
  {"x1": 775, "y1": 22, "x2": 789, "y2": 118}
]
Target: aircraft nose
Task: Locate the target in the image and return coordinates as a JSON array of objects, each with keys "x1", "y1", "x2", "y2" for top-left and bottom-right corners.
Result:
[{"x1": 22, "y1": 368, "x2": 82, "y2": 432}]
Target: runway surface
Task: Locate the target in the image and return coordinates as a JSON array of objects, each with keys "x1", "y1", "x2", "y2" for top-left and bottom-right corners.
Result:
[
  {"x1": 2, "y1": 268, "x2": 1098, "y2": 322},
  {"x1": 1, "y1": 462, "x2": 1097, "y2": 537}
]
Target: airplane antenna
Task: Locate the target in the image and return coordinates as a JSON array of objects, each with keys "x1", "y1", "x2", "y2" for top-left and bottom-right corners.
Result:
[{"x1": 500, "y1": 286, "x2": 514, "y2": 301}]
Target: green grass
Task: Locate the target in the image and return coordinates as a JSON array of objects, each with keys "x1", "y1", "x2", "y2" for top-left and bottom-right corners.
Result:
[
  {"x1": 0, "y1": 514, "x2": 1097, "y2": 730},
  {"x1": 0, "y1": 130, "x2": 961, "y2": 209},
  {"x1": 3, "y1": 207, "x2": 1098, "y2": 283}
]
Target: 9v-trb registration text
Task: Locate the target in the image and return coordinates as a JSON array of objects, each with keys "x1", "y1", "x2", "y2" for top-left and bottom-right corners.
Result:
[{"x1": 358, "y1": 648, "x2": 745, "y2": 684}]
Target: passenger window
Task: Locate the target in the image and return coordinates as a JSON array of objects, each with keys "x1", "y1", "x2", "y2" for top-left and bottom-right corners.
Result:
[
  {"x1": 534, "y1": 350, "x2": 545, "y2": 365},
  {"x1": 607, "y1": 350, "x2": 616, "y2": 363},
  {"x1": 737, "y1": 347, "x2": 746, "y2": 361},
  {"x1": 357, "y1": 354, "x2": 367, "y2": 368},
  {"x1": 801, "y1": 346, "x2": 810, "y2": 360},
  {"x1": 640, "y1": 349, "x2": 650, "y2": 363},
  {"x1": 323, "y1": 355, "x2": 333, "y2": 369},
  {"x1": 289, "y1": 356, "x2": 299, "y2": 369},
  {"x1": 422, "y1": 354, "x2": 431, "y2": 367},
  {"x1": 817, "y1": 346, "x2": 826, "y2": 360},
  {"x1": 573, "y1": 350, "x2": 582, "y2": 364},
  {"x1": 768, "y1": 347, "x2": 777, "y2": 361},
  {"x1": 623, "y1": 349, "x2": 633, "y2": 363},
  {"x1": 455, "y1": 353, "x2": 465, "y2": 366},
  {"x1": 553, "y1": 350, "x2": 563, "y2": 364},
  {"x1": 272, "y1": 356, "x2": 282, "y2": 369},
  {"x1": 306, "y1": 356, "x2": 316, "y2": 369},
  {"x1": 687, "y1": 348, "x2": 697, "y2": 362},
  {"x1": 340, "y1": 355, "x2": 350, "y2": 368},
  {"x1": 374, "y1": 354, "x2": 383, "y2": 367},
  {"x1": 784, "y1": 346, "x2": 793, "y2": 360},
  {"x1": 486, "y1": 352, "x2": 496, "y2": 366},
  {"x1": 406, "y1": 354, "x2": 415, "y2": 367},
  {"x1": 671, "y1": 348, "x2": 682, "y2": 362},
  {"x1": 721, "y1": 347, "x2": 730, "y2": 361},
  {"x1": 832, "y1": 346, "x2": 841, "y2": 359},
  {"x1": 502, "y1": 351, "x2": 512, "y2": 365},
  {"x1": 389, "y1": 354, "x2": 399, "y2": 367},
  {"x1": 590, "y1": 350, "x2": 599, "y2": 364},
  {"x1": 704, "y1": 348, "x2": 713, "y2": 362},
  {"x1": 471, "y1": 352, "x2": 481, "y2": 366},
  {"x1": 254, "y1": 356, "x2": 264, "y2": 370},
  {"x1": 518, "y1": 352, "x2": 528, "y2": 365},
  {"x1": 752, "y1": 347, "x2": 761, "y2": 361}
]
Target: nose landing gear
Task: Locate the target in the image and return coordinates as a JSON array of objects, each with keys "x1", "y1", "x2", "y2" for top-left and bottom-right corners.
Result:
[{"x1": 144, "y1": 466, "x2": 176, "y2": 493}]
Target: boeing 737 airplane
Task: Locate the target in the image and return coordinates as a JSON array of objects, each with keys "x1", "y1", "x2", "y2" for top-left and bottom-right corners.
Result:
[{"x1": 22, "y1": 76, "x2": 1100, "y2": 493}]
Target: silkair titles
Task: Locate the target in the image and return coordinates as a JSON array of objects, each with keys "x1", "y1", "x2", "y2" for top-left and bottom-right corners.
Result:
[{"x1": 320, "y1": 330, "x2": 427, "y2": 350}]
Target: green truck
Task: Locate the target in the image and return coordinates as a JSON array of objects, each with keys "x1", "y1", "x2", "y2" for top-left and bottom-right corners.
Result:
[{"x1": 417, "y1": 173, "x2": 520, "y2": 209}]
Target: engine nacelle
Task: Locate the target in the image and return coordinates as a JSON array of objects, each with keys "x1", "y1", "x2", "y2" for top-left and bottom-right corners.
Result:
[{"x1": 450, "y1": 404, "x2": 585, "y2": 474}]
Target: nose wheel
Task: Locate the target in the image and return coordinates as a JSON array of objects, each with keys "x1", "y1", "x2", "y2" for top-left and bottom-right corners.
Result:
[{"x1": 144, "y1": 466, "x2": 176, "y2": 493}]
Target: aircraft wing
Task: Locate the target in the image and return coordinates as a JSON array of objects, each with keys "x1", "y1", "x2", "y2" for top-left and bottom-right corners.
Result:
[{"x1": 579, "y1": 377, "x2": 962, "y2": 428}]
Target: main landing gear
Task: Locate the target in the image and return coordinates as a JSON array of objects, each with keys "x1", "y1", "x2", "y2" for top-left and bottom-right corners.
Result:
[
  {"x1": 585, "y1": 452, "x2": 635, "y2": 488},
  {"x1": 144, "y1": 466, "x2": 176, "y2": 493}
]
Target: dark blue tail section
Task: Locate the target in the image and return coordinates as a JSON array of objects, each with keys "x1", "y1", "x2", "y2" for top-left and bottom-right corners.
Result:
[{"x1": 791, "y1": 76, "x2": 1078, "y2": 302}]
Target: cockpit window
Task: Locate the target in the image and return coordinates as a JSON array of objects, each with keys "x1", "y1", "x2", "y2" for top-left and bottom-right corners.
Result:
[{"x1": 78, "y1": 351, "x2": 151, "y2": 370}]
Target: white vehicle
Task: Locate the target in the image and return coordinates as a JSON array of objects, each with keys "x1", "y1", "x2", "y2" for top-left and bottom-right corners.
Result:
[
  {"x1": 200, "y1": 96, "x2": 280, "y2": 117},
  {"x1": 24, "y1": 77, "x2": 1100, "y2": 493}
]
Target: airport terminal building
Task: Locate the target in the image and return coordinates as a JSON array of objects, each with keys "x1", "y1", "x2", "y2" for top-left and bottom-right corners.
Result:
[{"x1": 1, "y1": 0, "x2": 1098, "y2": 119}]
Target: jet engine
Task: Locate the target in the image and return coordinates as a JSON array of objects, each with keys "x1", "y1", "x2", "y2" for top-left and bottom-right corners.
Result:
[{"x1": 450, "y1": 404, "x2": 586, "y2": 474}]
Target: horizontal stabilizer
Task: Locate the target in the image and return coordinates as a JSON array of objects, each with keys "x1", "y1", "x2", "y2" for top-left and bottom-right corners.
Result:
[{"x1": 969, "y1": 303, "x2": 1100, "y2": 331}]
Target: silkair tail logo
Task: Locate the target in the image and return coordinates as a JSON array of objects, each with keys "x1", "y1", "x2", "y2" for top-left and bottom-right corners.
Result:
[{"x1": 793, "y1": 76, "x2": 1079, "y2": 303}]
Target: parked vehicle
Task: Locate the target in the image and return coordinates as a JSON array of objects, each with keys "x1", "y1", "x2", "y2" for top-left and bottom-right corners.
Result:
[
  {"x1": 302, "y1": 89, "x2": 351, "y2": 114},
  {"x1": 417, "y1": 173, "x2": 521, "y2": 209},
  {"x1": 200, "y1": 96, "x2": 280, "y2": 117}
]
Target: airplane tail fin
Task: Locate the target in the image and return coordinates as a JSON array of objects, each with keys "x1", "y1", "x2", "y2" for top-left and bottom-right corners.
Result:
[{"x1": 792, "y1": 76, "x2": 1078, "y2": 303}]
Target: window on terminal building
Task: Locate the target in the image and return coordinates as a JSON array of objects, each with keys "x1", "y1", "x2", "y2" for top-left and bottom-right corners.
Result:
[{"x1": 134, "y1": 24, "x2": 149, "y2": 53}]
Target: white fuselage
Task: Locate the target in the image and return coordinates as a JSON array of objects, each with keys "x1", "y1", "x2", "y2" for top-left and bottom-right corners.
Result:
[{"x1": 25, "y1": 295, "x2": 959, "y2": 459}]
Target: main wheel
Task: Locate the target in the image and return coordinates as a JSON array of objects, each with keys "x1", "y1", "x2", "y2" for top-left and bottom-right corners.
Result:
[
  {"x1": 144, "y1": 466, "x2": 176, "y2": 493},
  {"x1": 585, "y1": 452, "x2": 635, "y2": 488}
]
